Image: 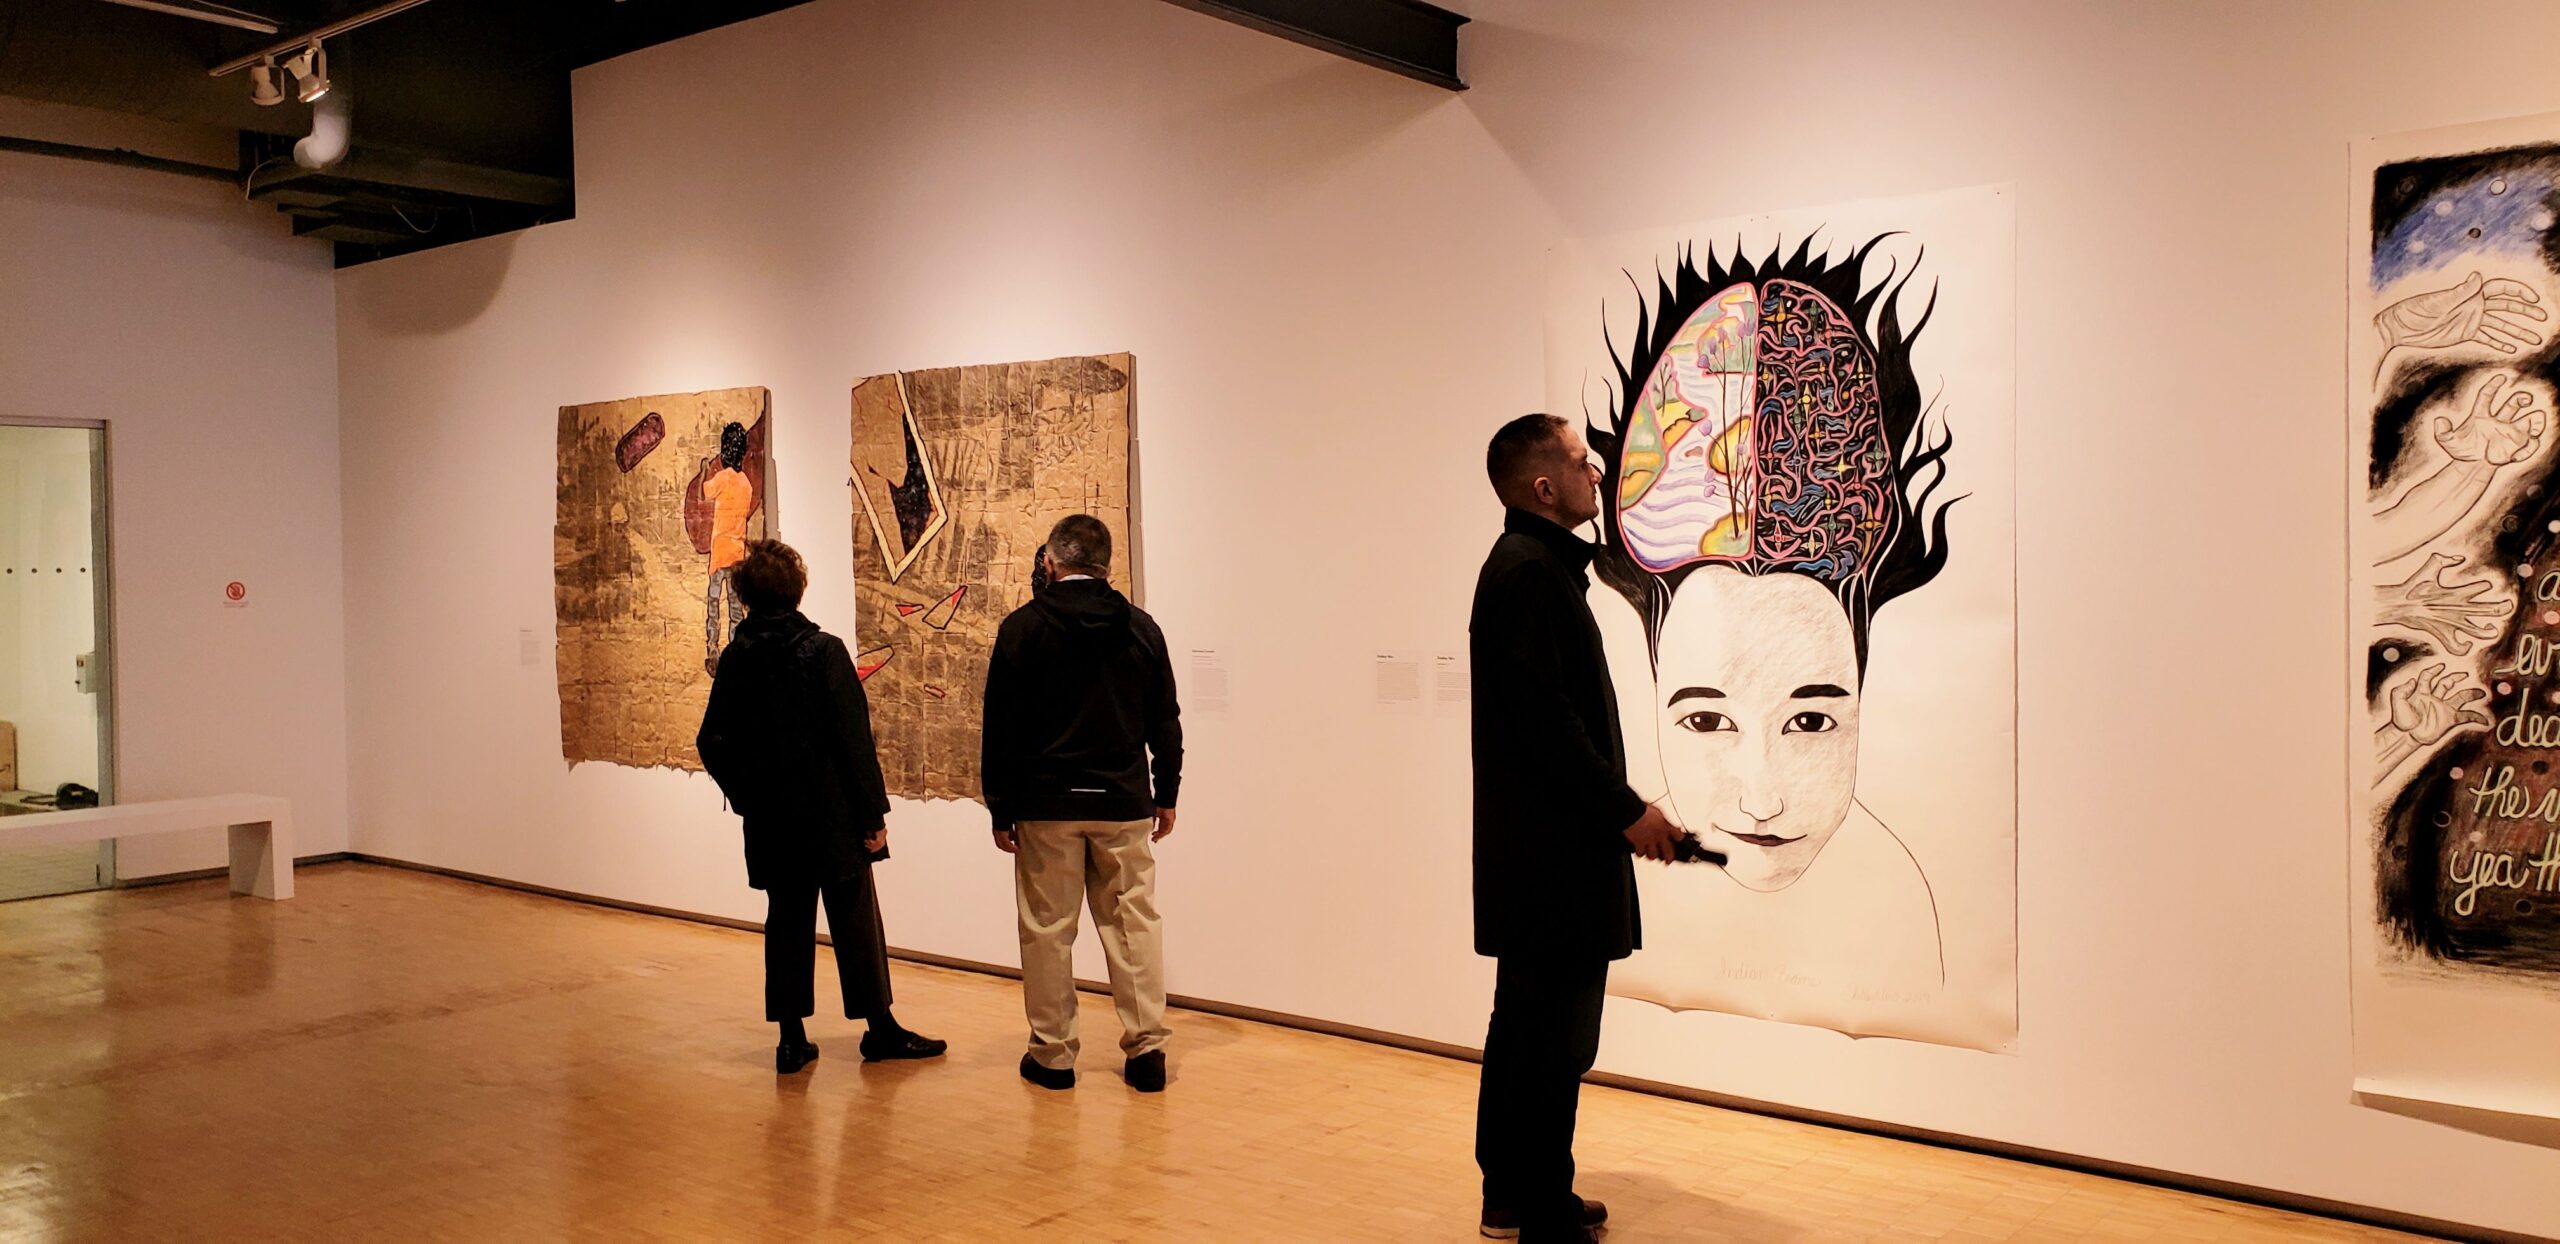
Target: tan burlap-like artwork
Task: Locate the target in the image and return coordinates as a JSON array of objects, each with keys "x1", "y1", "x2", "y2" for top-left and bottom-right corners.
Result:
[
  {"x1": 850, "y1": 354, "x2": 1134, "y2": 802},
  {"x1": 555, "y1": 387, "x2": 771, "y2": 770}
]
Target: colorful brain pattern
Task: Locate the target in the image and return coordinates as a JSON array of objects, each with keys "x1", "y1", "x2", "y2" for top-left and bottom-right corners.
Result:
[
  {"x1": 1618, "y1": 279, "x2": 1894, "y2": 583},
  {"x1": 1750, "y1": 280, "x2": 1894, "y2": 582},
  {"x1": 1618, "y1": 285, "x2": 1758, "y2": 571}
]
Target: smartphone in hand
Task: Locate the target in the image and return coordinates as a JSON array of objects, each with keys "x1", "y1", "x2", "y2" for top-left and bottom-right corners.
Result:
[{"x1": 1671, "y1": 833, "x2": 1727, "y2": 868}]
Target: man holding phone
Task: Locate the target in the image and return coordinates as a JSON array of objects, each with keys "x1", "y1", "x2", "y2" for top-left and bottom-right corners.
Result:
[{"x1": 1469, "y1": 414, "x2": 1684, "y2": 1242}]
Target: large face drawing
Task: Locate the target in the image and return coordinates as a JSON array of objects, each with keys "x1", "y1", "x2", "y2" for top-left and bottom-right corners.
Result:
[
  {"x1": 1613, "y1": 273, "x2": 1899, "y2": 890},
  {"x1": 1655, "y1": 567, "x2": 1861, "y2": 890}
]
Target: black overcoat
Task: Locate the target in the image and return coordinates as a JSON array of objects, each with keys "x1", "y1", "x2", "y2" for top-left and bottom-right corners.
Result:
[
  {"x1": 1469, "y1": 509, "x2": 1648, "y2": 962},
  {"x1": 697, "y1": 610, "x2": 890, "y2": 890}
]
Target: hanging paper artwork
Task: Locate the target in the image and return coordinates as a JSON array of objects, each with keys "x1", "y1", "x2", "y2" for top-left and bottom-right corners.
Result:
[
  {"x1": 555, "y1": 386, "x2": 770, "y2": 771},
  {"x1": 850, "y1": 355, "x2": 1135, "y2": 801},
  {"x1": 1548, "y1": 186, "x2": 2018, "y2": 1051}
]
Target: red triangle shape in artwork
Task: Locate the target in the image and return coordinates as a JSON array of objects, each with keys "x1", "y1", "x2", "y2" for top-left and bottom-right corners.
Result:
[{"x1": 922, "y1": 584, "x2": 968, "y2": 631}]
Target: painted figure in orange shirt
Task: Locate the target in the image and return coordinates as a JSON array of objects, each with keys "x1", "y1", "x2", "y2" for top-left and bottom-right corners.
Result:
[{"x1": 704, "y1": 421, "x2": 754, "y2": 673}]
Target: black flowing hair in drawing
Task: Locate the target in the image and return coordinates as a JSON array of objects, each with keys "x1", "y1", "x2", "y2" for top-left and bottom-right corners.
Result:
[
  {"x1": 1587, "y1": 233, "x2": 1961, "y2": 675},
  {"x1": 719, "y1": 421, "x2": 749, "y2": 469}
]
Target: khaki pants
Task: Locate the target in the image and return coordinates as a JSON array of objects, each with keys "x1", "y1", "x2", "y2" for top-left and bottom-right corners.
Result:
[{"x1": 1014, "y1": 818, "x2": 1168, "y2": 1069}]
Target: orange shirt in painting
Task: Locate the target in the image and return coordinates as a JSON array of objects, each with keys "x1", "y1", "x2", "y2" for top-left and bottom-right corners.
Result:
[{"x1": 708, "y1": 467, "x2": 754, "y2": 571}]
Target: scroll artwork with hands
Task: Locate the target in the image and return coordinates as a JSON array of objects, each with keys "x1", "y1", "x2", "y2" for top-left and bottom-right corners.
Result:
[
  {"x1": 2352, "y1": 113, "x2": 2560, "y2": 1122},
  {"x1": 1548, "y1": 187, "x2": 2018, "y2": 1052}
]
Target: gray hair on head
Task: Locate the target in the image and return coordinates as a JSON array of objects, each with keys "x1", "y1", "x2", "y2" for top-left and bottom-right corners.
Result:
[{"x1": 1045, "y1": 513, "x2": 1113, "y2": 575}]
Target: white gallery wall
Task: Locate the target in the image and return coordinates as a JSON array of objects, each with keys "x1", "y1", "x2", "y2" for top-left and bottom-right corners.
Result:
[
  {"x1": 331, "y1": 0, "x2": 2560, "y2": 1235},
  {"x1": 0, "y1": 148, "x2": 350, "y2": 877}
]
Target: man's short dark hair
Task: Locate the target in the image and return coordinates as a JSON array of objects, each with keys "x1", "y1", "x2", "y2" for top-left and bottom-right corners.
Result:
[
  {"x1": 732, "y1": 539, "x2": 805, "y2": 613},
  {"x1": 1486, "y1": 413, "x2": 1567, "y2": 506},
  {"x1": 1046, "y1": 514, "x2": 1112, "y2": 574}
]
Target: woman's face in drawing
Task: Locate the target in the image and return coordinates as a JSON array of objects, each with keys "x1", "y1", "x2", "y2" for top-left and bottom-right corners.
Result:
[{"x1": 1654, "y1": 566, "x2": 1861, "y2": 891}]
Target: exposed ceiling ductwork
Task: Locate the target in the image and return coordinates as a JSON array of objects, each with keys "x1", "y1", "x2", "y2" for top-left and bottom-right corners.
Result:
[
  {"x1": 0, "y1": 0, "x2": 817, "y2": 264},
  {"x1": 0, "y1": 0, "x2": 1465, "y2": 265}
]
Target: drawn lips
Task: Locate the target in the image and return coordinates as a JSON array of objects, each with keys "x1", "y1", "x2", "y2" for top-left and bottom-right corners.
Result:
[{"x1": 1727, "y1": 831, "x2": 1803, "y2": 848}]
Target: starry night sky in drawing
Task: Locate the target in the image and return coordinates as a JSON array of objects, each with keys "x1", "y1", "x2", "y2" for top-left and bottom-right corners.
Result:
[{"x1": 2373, "y1": 149, "x2": 2560, "y2": 289}]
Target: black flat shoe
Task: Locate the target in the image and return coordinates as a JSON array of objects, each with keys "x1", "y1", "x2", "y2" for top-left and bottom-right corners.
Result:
[
  {"x1": 1123, "y1": 1050, "x2": 1166, "y2": 1093},
  {"x1": 1482, "y1": 1197, "x2": 1607, "y2": 1239},
  {"x1": 859, "y1": 1028, "x2": 947, "y2": 1062},
  {"x1": 1019, "y1": 1054, "x2": 1076, "y2": 1090},
  {"x1": 775, "y1": 1039, "x2": 819, "y2": 1074}
]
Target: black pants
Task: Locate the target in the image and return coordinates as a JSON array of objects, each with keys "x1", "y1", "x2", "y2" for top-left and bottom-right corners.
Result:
[
  {"x1": 1476, "y1": 954, "x2": 1608, "y2": 1229},
  {"x1": 762, "y1": 873, "x2": 894, "y2": 1022}
]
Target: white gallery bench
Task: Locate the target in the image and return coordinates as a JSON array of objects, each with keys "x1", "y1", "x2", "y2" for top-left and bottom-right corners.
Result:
[{"x1": 0, "y1": 795, "x2": 293, "y2": 900}]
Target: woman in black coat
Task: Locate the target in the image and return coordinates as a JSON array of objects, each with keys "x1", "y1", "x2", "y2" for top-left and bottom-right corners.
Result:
[{"x1": 697, "y1": 540, "x2": 944, "y2": 1073}]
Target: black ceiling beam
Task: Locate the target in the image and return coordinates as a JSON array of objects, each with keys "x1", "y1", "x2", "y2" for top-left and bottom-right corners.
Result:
[
  {"x1": 559, "y1": 0, "x2": 821, "y2": 69},
  {"x1": 1159, "y1": 0, "x2": 1465, "y2": 90}
]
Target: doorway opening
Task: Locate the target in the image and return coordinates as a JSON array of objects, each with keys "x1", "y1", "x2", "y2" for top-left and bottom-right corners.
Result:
[{"x1": 0, "y1": 422, "x2": 114, "y2": 902}]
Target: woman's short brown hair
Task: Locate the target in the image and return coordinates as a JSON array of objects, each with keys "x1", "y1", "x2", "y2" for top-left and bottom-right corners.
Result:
[{"x1": 732, "y1": 539, "x2": 806, "y2": 613}]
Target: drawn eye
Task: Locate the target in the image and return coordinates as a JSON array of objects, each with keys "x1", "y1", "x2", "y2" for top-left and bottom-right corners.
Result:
[
  {"x1": 1784, "y1": 712, "x2": 1836, "y2": 734},
  {"x1": 1676, "y1": 711, "x2": 1736, "y2": 733}
]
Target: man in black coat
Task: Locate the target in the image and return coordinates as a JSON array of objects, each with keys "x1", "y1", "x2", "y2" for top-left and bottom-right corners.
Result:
[
  {"x1": 982, "y1": 514, "x2": 1184, "y2": 1094},
  {"x1": 697, "y1": 539, "x2": 945, "y2": 1073},
  {"x1": 1470, "y1": 414, "x2": 1683, "y2": 1242}
]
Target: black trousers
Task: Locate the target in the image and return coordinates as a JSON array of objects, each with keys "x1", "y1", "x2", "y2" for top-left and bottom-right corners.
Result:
[
  {"x1": 1476, "y1": 954, "x2": 1608, "y2": 1229},
  {"x1": 762, "y1": 873, "x2": 894, "y2": 1022}
]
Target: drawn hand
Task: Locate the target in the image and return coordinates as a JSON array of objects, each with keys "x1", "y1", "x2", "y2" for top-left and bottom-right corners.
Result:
[
  {"x1": 2433, "y1": 372, "x2": 2547, "y2": 466},
  {"x1": 2387, "y1": 662, "x2": 2491, "y2": 745},
  {"x1": 2379, "y1": 271, "x2": 2549, "y2": 354},
  {"x1": 2376, "y1": 553, "x2": 2509, "y2": 655}
]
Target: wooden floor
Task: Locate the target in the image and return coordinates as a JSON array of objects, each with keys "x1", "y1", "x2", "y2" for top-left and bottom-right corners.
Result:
[{"x1": 0, "y1": 863, "x2": 2418, "y2": 1242}]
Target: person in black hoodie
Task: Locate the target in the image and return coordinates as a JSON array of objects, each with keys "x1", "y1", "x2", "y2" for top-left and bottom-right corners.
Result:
[
  {"x1": 697, "y1": 539, "x2": 945, "y2": 1074},
  {"x1": 981, "y1": 514, "x2": 1183, "y2": 1094}
]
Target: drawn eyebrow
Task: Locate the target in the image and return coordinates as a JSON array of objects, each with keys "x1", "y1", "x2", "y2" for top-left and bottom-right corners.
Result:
[
  {"x1": 1792, "y1": 684, "x2": 1851, "y2": 699},
  {"x1": 1667, "y1": 687, "x2": 1725, "y2": 704}
]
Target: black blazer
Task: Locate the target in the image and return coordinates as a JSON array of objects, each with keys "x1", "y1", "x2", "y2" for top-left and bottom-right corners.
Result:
[
  {"x1": 1469, "y1": 508, "x2": 1648, "y2": 962},
  {"x1": 696, "y1": 610, "x2": 891, "y2": 890}
]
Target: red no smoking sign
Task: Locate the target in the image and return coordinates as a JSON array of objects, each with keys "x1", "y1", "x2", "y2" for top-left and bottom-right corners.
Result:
[{"x1": 223, "y1": 581, "x2": 247, "y2": 608}]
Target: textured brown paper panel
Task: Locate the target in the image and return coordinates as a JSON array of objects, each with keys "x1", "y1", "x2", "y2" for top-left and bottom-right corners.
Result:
[
  {"x1": 555, "y1": 387, "x2": 771, "y2": 771},
  {"x1": 849, "y1": 355, "x2": 1134, "y2": 803}
]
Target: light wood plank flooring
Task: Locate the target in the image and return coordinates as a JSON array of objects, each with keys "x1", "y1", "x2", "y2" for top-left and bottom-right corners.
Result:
[{"x1": 0, "y1": 863, "x2": 2421, "y2": 1241}]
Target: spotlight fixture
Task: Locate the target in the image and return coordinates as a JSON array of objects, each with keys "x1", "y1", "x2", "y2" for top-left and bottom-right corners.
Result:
[
  {"x1": 246, "y1": 57, "x2": 283, "y2": 106},
  {"x1": 283, "y1": 41, "x2": 329, "y2": 104}
]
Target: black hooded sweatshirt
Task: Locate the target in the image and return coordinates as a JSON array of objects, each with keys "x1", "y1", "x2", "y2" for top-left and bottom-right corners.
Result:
[{"x1": 980, "y1": 578, "x2": 1183, "y2": 829}]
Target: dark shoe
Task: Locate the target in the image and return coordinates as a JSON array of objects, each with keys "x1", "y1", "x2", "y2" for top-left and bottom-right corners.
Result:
[
  {"x1": 1019, "y1": 1054, "x2": 1076, "y2": 1090},
  {"x1": 1516, "y1": 1229, "x2": 1595, "y2": 1244},
  {"x1": 858, "y1": 1028, "x2": 947, "y2": 1062},
  {"x1": 1482, "y1": 1197, "x2": 1607, "y2": 1239},
  {"x1": 1123, "y1": 1050, "x2": 1167, "y2": 1093},
  {"x1": 775, "y1": 1039, "x2": 819, "y2": 1074}
]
